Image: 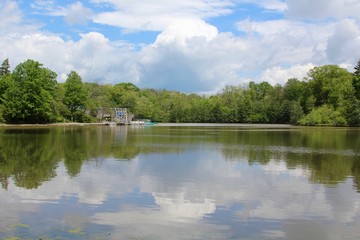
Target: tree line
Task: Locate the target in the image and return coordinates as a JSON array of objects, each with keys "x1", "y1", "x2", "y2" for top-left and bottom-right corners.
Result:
[{"x1": 1, "y1": 58, "x2": 360, "y2": 126}]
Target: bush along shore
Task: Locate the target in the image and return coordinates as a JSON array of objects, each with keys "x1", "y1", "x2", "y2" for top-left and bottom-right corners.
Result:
[{"x1": 1, "y1": 58, "x2": 360, "y2": 126}]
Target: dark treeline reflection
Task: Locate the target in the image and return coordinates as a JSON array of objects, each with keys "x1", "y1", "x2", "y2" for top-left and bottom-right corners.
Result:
[
  {"x1": 0, "y1": 126, "x2": 187, "y2": 189},
  {"x1": 1, "y1": 126, "x2": 360, "y2": 191},
  {"x1": 219, "y1": 128, "x2": 360, "y2": 190},
  {"x1": 0, "y1": 126, "x2": 137, "y2": 189}
]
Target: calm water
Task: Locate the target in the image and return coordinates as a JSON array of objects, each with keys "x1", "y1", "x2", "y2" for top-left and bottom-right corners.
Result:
[{"x1": 1, "y1": 124, "x2": 360, "y2": 240}]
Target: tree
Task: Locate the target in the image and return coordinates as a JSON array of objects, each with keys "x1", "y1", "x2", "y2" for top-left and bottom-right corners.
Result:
[
  {"x1": 0, "y1": 59, "x2": 12, "y2": 105},
  {"x1": 353, "y1": 60, "x2": 360, "y2": 100},
  {"x1": 0, "y1": 59, "x2": 10, "y2": 76},
  {"x1": 299, "y1": 105, "x2": 346, "y2": 126},
  {"x1": 243, "y1": 82, "x2": 274, "y2": 123},
  {"x1": 354, "y1": 59, "x2": 360, "y2": 76},
  {"x1": 248, "y1": 81, "x2": 274, "y2": 101},
  {"x1": 218, "y1": 85, "x2": 245, "y2": 122},
  {"x1": 84, "y1": 82, "x2": 112, "y2": 118},
  {"x1": 343, "y1": 98, "x2": 360, "y2": 126},
  {"x1": 306, "y1": 65, "x2": 353, "y2": 109},
  {"x1": 289, "y1": 101, "x2": 304, "y2": 125},
  {"x1": 64, "y1": 71, "x2": 87, "y2": 122},
  {"x1": 110, "y1": 83, "x2": 140, "y2": 113},
  {"x1": 283, "y1": 78, "x2": 304, "y2": 102},
  {"x1": 2, "y1": 59, "x2": 59, "y2": 123}
]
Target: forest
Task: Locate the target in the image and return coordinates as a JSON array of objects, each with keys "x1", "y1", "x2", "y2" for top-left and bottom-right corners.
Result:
[{"x1": 1, "y1": 58, "x2": 360, "y2": 126}]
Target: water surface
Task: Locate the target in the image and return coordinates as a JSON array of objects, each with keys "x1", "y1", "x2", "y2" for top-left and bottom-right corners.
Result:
[{"x1": 1, "y1": 124, "x2": 360, "y2": 239}]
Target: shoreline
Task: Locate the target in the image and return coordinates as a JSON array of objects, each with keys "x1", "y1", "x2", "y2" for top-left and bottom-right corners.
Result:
[
  {"x1": 0, "y1": 122, "x2": 107, "y2": 128},
  {"x1": 0, "y1": 122, "x2": 358, "y2": 129},
  {"x1": 0, "y1": 122, "x2": 296, "y2": 129}
]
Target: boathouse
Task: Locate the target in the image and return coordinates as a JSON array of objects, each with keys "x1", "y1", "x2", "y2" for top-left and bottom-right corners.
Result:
[{"x1": 97, "y1": 108, "x2": 134, "y2": 124}]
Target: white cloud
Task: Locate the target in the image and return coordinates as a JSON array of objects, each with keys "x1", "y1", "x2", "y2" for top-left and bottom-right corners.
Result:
[
  {"x1": 1, "y1": 0, "x2": 360, "y2": 93},
  {"x1": 92, "y1": 0, "x2": 234, "y2": 32},
  {"x1": 1, "y1": 19, "x2": 139, "y2": 84},
  {"x1": 260, "y1": 64, "x2": 315, "y2": 85},
  {"x1": 286, "y1": 0, "x2": 360, "y2": 20},
  {"x1": 236, "y1": 19, "x2": 334, "y2": 65},
  {"x1": 240, "y1": 0, "x2": 287, "y2": 12},
  {"x1": 66, "y1": 32, "x2": 140, "y2": 83},
  {"x1": 154, "y1": 19, "x2": 218, "y2": 46},
  {"x1": 326, "y1": 19, "x2": 360, "y2": 64},
  {"x1": 31, "y1": 1, "x2": 93, "y2": 25},
  {"x1": 30, "y1": 0, "x2": 56, "y2": 12},
  {"x1": 258, "y1": 0, "x2": 287, "y2": 12},
  {"x1": 0, "y1": 0, "x2": 22, "y2": 28},
  {"x1": 138, "y1": 19, "x2": 239, "y2": 92},
  {"x1": 64, "y1": 2, "x2": 93, "y2": 25}
]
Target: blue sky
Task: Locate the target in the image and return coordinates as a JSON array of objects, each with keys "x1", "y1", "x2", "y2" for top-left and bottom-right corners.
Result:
[{"x1": 1, "y1": 0, "x2": 360, "y2": 93}]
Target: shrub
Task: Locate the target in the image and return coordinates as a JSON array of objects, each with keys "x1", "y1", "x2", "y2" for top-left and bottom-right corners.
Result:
[{"x1": 299, "y1": 105, "x2": 346, "y2": 126}]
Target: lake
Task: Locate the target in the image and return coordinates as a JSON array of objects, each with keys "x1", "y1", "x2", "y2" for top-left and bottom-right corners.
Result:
[{"x1": 1, "y1": 124, "x2": 360, "y2": 240}]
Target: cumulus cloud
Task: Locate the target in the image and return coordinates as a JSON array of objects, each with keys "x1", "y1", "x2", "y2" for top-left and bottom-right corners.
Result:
[
  {"x1": 1, "y1": 0, "x2": 360, "y2": 93},
  {"x1": 139, "y1": 27, "x2": 256, "y2": 92},
  {"x1": 236, "y1": 19, "x2": 334, "y2": 66},
  {"x1": 1, "y1": 29, "x2": 138, "y2": 84},
  {"x1": 326, "y1": 19, "x2": 360, "y2": 64},
  {"x1": 66, "y1": 32, "x2": 139, "y2": 83},
  {"x1": 260, "y1": 64, "x2": 315, "y2": 85},
  {"x1": 138, "y1": 19, "x2": 237, "y2": 92},
  {"x1": 0, "y1": 1, "x2": 138, "y2": 84}
]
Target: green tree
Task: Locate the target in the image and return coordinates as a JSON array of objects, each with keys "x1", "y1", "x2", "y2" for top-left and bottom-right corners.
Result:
[
  {"x1": 217, "y1": 85, "x2": 245, "y2": 122},
  {"x1": 0, "y1": 60, "x2": 13, "y2": 115},
  {"x1": 64, "y1": 71, "x2": 87, "y2": 122},
  {"x1": 2, "y1": 59, "x2": 58, "y2": 123},
  {"x1": 299, "y1": 105, "x2": 346, "y2": 126},
  {"x1": 344, "y1": 98, "x2": 360, "y2": 126},
  {"x1": 0, "y1": 74, "x2": 12, "y2": 100},
  {"x1": 0, "y1": 58, "x2": 10, "y2": 76},
  {"x1": 283, "y1": 78, "x2": 304, "y2": 102},
  {"x1": 139, "y1": 89, "x2": 171, "y2": 122},
  {"x1": 243, "y1": 82, "x2": 274, "y2": 123},
  {"x1": 110, "y1": 83, "x2": 140, "y2": 113},
  {"x1": 353, "y1": 60, "x2": 360, "y2": 100},
  {"x1": 306, "y1": 65, "x2": 353, "y2": 109},
  {"x1": 354, "y1": 59, "x2": 360, "y2": 76},
  {"x1": 0, "y1": 59, "x2": 12, "y2": 116},
  {"x1": 289, "y1": 101, "x2": 304, "y2": 125},
  {"x1": 187, "y1": 94, "x2": 212, "y2": 122}
]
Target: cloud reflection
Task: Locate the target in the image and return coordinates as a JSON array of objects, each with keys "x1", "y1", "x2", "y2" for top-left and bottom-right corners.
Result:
[
  {"x1": 93, "y1": 205, "x2": 230, "y2": 240},
  {"x1": 1, "y1": 147, "x2": 360, "y2": 239}
]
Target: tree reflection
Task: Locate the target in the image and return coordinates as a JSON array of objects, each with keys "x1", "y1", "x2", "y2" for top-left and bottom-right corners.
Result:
[
  {"x1": 1, "y1": 126, "x2": 360, "y2": 191},
  {"x1": 63, "y1": 128, "x2": 89, "y2": 177},
  {"x1": 219, "y1": 128, "x2": 360, "y2": 190},
  {"x1": 0, "y1": 173, "x2": 9, "y2": 190},
  {"x1": 0, "y1": 128, "x2": 58, "y2": 189},
  {"x1": 352, "y1": 160, "x2": 360, "y2": 193},
  {"x1": 0, "y1": 126, "x2": 150, "y2": 189}
]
